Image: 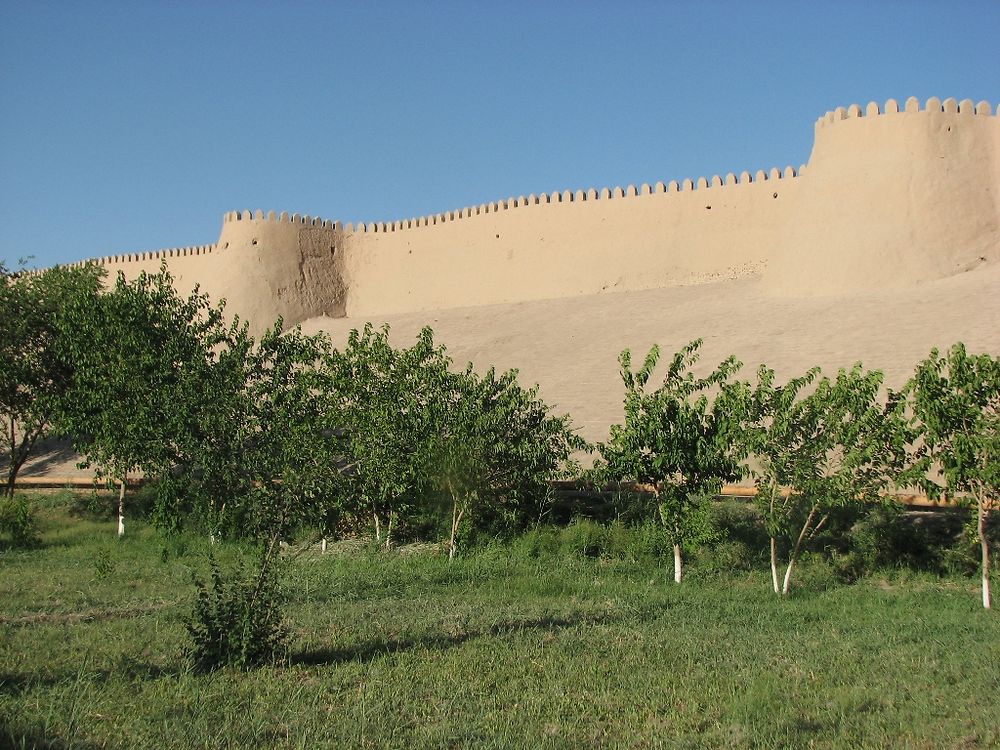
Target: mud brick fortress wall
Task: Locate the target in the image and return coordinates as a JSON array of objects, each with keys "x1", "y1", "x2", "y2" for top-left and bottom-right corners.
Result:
[{"x1": 65, "y1": 97, "x2": 999, "y2": 333}]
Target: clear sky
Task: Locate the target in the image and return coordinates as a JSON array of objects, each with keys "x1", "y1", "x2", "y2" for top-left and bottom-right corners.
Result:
[{"x1": 1, "y1": 0, "x2": 997, "y2": 268}]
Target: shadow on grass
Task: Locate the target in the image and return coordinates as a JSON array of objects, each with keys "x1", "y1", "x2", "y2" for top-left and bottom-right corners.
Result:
[
  {"x1": 0, "y1": 720, "x2": 104, "y2": 750},
  {"x1": 0, "y1": 658, "x2": 182, "y2": 699},
  {"x1": 292, "y1": 607, "x2": 661, "y2": 668}
]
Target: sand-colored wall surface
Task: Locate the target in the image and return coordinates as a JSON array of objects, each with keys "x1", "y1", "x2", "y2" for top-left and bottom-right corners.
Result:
[
  {"x1": 301, "y1": 262, "x2": 1000, "y2": 447},
  {"x1": 341, "y1": 169, "x2": 796, "y2": 316},
  {"x1": 77, "y1": 96, "x2": 998, "y2": 334}
]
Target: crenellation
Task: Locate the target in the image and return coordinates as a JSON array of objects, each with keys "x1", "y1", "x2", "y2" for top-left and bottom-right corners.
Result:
[{"x1": 59, "y1": 95, "x2": 991, "y2": 313}]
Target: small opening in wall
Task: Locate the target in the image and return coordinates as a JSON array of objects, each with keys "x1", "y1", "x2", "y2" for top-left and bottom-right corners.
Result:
[
  {"x1": 705, "y1": 205, "x2": 712, "y2": 210},
  {"x1": 223, "y1": 242, "x2": 229, "y2": 249},
  {"x1": 496, "y1": 234, "x2": 500, "y2": 239},
  {"x1": 252, "y1": 239, "x2": 258, "y2": 245},
  {"x1": 773, "y1": 192, "x2": 778, "y2": 199}
]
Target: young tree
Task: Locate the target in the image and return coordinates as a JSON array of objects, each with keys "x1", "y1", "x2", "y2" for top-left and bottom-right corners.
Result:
[
  {"x1": 326, "y1": 324, "x2": 449, "y2": 547},
  {"x1": 426, "y1": 364, "x2": 586, "y2": 560},
  {"x1": 168, "y1": 321, "x2": 350, "y2": 543},
  {"x1": 53, "y1": 265, "x2": 232, "y2": 537},
  {"x1": 598, "y1": 339, "x2": 745, "y2": 583},
  {"x1": 0, "y1": 262, "x2": 104, "y2": 495},
  {"x1": 741, "y1": 364, "x2": 906, "y2": 595},
  {"x1": 905, "y1": 344, "x2": 999, "y2": 609}
]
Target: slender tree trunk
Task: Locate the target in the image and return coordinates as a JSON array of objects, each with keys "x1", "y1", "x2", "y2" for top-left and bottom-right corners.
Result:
[
  {"x1": 117, "y1": 478, "x2": 126, "y2": 538},
  {"x1": 5, "y1": 417, "x2": 14, "y2": 498},
  {"x1": 384, "y1": 512, "x2": 394, "y2": 549},
  {"x1": 449, "y1": 494, "x2": 465, "y2": 562},
  {"x1": 373, "y1": 513, "x2": 381, "y2": 543},
  {"x1": 321, "y1": 537, "x2": 327, "y2": 554},
  {"x1": 673, "y1": 544, "x2": 683, "y2": 584},
  {"x1": 979, "y1": 490, "x2": 991, "y2": 610},
  {"x1": 768, "y1": 481, "x2": 780, "y2": 594},
  {"x1": 5, "y1": 419, "x2": 38, "y2": 498},
  {"x1": 770, "y1": 537, "x2": 780, "y2": 594},
  {"x1": 782, "y1": 505, "x2": 817, "y2": 596}
]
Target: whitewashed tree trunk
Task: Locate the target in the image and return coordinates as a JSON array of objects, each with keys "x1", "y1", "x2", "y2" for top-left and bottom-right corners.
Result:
[
  {"x1": 384, "y1": 512, "x2": 394, "y2": 549},
  {"x1": 781, "y1": 505, "x2": 817, "y2": 596},
  {"x1": 321, "y1": 537, "x2": 327, "y2": 554},
  {"x1": 448, "y1": 496, "x2": 464, "y2": 562},
  {"x1": 373, "y1": 513, "x2": 381, "y2": 544},
  {"x1": 979, "y1": 491, "x2": 992, "y2": 610},
  {"x1": 770, "y1": 537, "x2": 781, "y2": 594},
  {"x1": 117, "y1": 478, "x2": 126, "y2": 538},
  {"x1": 782, "y1": 558, "x2": 797, "y2": 596},
  {"x1": 673, "y1": 544, "x2": 683, "y2": 583}
]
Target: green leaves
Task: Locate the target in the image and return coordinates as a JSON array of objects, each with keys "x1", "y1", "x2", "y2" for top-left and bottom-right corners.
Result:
[
  {"x1": 327, "y1": 324, "x2": 585, "y2": 550},
  {"x1": 53, "y1": 264, "x2": 228, "y2": 485},
  {"x1": 598, "y1": 340, "x2": 744, "y2": 556},
  {"x1": 0, "y1": 261, "x2": 104, "y2": 494},
  {"x1": 905, "y1": 343, "x2": 1000, "y2": 499}
]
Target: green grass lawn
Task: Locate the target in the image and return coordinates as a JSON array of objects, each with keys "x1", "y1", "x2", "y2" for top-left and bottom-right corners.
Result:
[{"x1": 1, "y1": 493, "x2": 998, "y2": 749}]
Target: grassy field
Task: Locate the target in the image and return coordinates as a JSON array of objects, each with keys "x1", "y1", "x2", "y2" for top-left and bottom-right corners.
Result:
[{"x1": 1, "y1": 493, "x2": 998, "y2": 749}]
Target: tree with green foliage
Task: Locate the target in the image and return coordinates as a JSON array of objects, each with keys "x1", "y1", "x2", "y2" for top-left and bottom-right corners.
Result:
[
  {"x1": 739, "y1": 364, "x2": 907, "y2": 595},
  {"x1": 170, "y1": 322, "x2": 349, "y2": 672},
  {"x1": 426, "y1": 363, "x2": 587, "y2": 559},
  {"x1": 904, "y1": 343, "x2": 999, "y2": 609},
  {"x1": 0, "y1": 261, "x2": 104, "y2": 496},
  {"x1": 326, "y1": 324, "x2": 450, "y2": 547},
  {"x1": 598, "y1": 339, "x2": 745, "y2": 583},
  {"x1": 166, "y1": 321, "x2": 349, "y2": 543},
  {"x1": 53, "y1": 265, "x2": 234, "y2": 537}
]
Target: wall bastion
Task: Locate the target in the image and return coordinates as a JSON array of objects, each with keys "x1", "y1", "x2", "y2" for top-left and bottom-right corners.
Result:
[{"x1": 70, "y1": 96, "x2": 998, "y2": 331}]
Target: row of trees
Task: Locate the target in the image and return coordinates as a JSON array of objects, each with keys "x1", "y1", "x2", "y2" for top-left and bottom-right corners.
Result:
[
  {"x1": 596, "y1": 339, "x2": 997, "y2": 607},
  {"x1": 1, "y1": 262, "x2": 583, "y2": 556},
  {"x1": 2, "y1": 261, "x2": 997, "y2": 609}
]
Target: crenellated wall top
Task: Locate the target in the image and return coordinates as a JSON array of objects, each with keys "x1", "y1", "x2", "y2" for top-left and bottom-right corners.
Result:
[
  {"x1": 815, "y1": 96, "x2": 996, "y2": 129},
  {"x1": 222, "y1": 209, "x2": 341, "y2": 229},
  {"x1": 343, "y1": 162, "x2": 803, "y2": 235},
  {"x1": 68, "y1": 243, "x2": 219, "y2": 268}
]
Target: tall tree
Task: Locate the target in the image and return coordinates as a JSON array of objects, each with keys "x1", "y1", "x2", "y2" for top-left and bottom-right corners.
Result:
[
  {"x1": 165, "y1": 321, "x2": 349, "y2": 543},
  {"x1": 905, "y1": 344, "x2": 999, "y2": 609},
  {"x1": 53, "y1": 265, "x2": 232, "y2": 536},
  {"x1": 426, "y1": 364, "x2": 586, "y2": 559},
  {"x1": 0, "y1": 262, "x2": 104, "y2": 496},
  {"x1": 598, "y1": 340, "x2": 745, "y2": 583},
  {"x1": 740, "y1": 364, "x2": 906, "y2": 595},
  {"x1": 326, "y1": 324, "x2": 449, "y2": 547}
]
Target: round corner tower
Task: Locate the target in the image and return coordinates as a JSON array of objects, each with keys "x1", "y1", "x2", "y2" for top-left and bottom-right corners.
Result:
[{"x1": 765, "y1": 97, "x2": 1000, "y2": 295}]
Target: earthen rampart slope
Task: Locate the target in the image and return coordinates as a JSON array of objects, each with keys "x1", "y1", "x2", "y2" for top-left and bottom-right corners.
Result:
[{"x1": 76, "y1": 96, "x2": 998, "y2": 333}]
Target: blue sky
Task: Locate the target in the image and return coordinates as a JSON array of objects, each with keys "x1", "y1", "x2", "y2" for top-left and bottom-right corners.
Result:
[{"x1": 2, "y1": 0, "x2": 997, "y2": 268}]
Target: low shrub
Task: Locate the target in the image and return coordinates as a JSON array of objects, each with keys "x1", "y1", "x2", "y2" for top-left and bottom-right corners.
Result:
[
  {"x1": 0, "y1": 495, "x2": 39, "y2": 548},
  {"x1": 185, "y1": 551, "x2": 288, "y2": 672}
]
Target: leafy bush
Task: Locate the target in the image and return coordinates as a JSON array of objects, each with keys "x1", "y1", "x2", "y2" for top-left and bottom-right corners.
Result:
[
  {"x1": 186, "y1": 552, "x2": 288, "y2": 672},
  {"x1": 0, "y1": 495, "x2": 39, "y2": 547}
]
